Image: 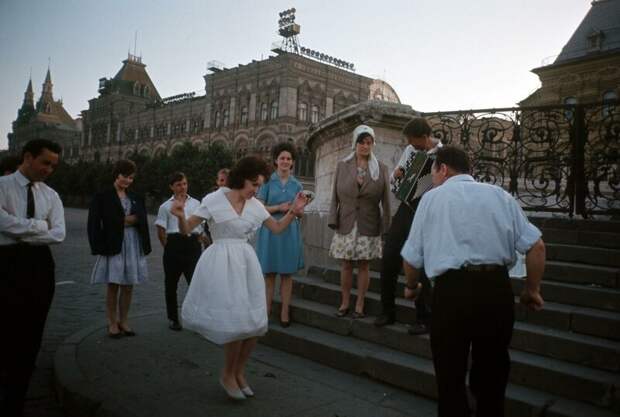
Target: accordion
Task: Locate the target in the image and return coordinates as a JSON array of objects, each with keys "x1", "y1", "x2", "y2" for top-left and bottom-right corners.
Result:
[{"x1": 392, "y1": 151, "x2": 435, "y2": 207}]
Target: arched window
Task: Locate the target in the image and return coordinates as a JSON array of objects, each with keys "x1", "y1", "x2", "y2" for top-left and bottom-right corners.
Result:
[
  {"x1": 133, "y1": 83, "x2": 141, "y2": 96},
  {"x1": 563, "y1": 97, "x2": 577, "y2": 121},
  {"x1": 602, "y1": 90, "x2": 618, "y2": 117},
  {"x1": 215, "y1": 111, "x2": 221, "y2": 128},
  {"x1": 143, "y1": 85, "x2": 150, "y2": 97},
  {"x1": 270, "y1": 101, "x2": 279, "y2": 120},
  {"x1": 311, "y1": 105, "x2": 320, "y2": 123},
  {"x1": 240, "y1": 106, "x2": 248, "y2": 126},
  {"x1": 298, "y1": 102, "x2": 307, "y2": 121},
  {"x1": 261, "y1": 103, "x2": 268, "y2": 121},
  {"x1": 223, "y1": 109, "x2": 230, "y2": 127}
]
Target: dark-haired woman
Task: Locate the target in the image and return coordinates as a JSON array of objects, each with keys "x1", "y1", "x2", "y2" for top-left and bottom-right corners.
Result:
[
  {"x1": 170, "y1": 156, "x2": 308, "y2": 400},
  {"x1": 256, "y1": 142, "x2": 304, "y2": 327},
  {"x1": 328, "y1": 125, "x2": 391, "y2": 318},
  {"x1": 88, "y1": 159, "x2": 151, "y2": 338}
]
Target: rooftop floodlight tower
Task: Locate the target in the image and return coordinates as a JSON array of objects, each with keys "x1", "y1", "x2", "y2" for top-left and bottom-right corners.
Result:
[
  {"x1": 274, "y1": 8, "x2": 301, "y2": 54},
  {"x1": 271, "y1": 7, "x2": 356, "y2": 72}
]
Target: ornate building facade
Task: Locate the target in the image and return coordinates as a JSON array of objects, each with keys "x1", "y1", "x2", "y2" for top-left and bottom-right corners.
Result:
[
  {"x1": 8, "y1": 69, "x2": 81, "y2": 160},
  {"x1": 520, "y1": 0, "x2": 619, "y2": 107},
  {"x1": 79, "y1": 51, "x2": 399, "y2": 181}
]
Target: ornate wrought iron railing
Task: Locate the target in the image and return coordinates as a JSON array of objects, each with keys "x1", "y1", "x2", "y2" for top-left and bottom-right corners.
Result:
[{"x1": 421, "y1": 101, "x2": 619, "y2": 217}]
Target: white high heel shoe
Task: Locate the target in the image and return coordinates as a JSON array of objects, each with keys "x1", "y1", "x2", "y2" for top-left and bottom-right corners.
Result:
[
  {"x1": 240, "y1": 386, "x2": 254, "y2": 397},
  {"x1": 219, "y1": 379, "x2": 246, "y2": 400}
]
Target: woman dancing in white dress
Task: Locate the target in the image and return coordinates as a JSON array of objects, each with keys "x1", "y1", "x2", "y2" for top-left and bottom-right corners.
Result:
[{"x1": 171, "y1": 156, "x2": 307, "y2": 400}]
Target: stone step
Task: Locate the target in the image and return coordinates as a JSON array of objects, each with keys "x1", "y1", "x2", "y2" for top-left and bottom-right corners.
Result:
[
  {"x1": 545, "y1": 260, "x2": 619, "y2": 289},
  {"x1": 295, "y1": 274, "x2": 620, "y2": 341},
  {"x1": 273, "y1": 296, "x2": 620, "y2": 373},
  {"x1": 261, "y1": 319, "x2": 620, "y2": 417},
  {"x1": 314, "y1": 266, "x2": 620, "y2": 313},
  {"x1": 530, "y1": 217, "x2": 620, "y2": 235},
  {"x1": 540, "y1": 228, "x2": 620, "y2": 250},
  {"x1": 511, "y1": 277, "x2": 620, "y2": 312},
  {"x1": 545, "y1": 243, "x2": 620, "y2": 268}
]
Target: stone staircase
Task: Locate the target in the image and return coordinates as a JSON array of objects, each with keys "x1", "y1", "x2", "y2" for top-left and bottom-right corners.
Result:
[{"x1": 260, "y1": 218, "x2": 620, "y2": 417}]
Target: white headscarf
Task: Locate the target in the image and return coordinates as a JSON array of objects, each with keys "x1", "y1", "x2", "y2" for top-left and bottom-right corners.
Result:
[{"x1": 342, "y1": 124, "x2": 380, "y2": 181}]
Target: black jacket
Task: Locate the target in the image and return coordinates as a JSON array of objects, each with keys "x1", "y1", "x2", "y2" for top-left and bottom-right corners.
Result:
[{"x1": 87, "y1": 188, "x2": 152, "y2": 256}]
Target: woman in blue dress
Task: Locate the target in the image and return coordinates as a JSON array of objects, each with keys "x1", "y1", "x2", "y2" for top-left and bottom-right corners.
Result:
[{"x1": 256, "y1": 142, "x2": 304, "y2": 327}]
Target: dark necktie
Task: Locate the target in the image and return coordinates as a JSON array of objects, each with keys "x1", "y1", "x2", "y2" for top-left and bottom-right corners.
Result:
[{"x1": 27, "y1": 182, "x2": 35, "y2": 218}]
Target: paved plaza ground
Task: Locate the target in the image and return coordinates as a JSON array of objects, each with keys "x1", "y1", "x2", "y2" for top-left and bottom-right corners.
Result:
[{"x1": 24, "y1": 208, "x2": 435, "y2": 417}]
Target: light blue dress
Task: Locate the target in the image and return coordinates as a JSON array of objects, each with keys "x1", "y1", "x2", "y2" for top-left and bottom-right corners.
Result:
[
  {"x1": 90, "y1": 196, "x2": 148, "y2": 285},
  {"x1": 256, "y1": 172, "x2": 304, "y2": 274}
]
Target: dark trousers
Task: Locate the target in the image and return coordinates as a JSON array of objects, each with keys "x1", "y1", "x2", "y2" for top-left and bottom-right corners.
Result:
[
  {"x1": 430, "y1": 268, "x2": 514, "y2": 417},
  {"x1": 380, "y1": 202, "x2": 432, "y2": 322},
  {"x1": 163, "y1": 234, "x2": 201, "y2": 322},
  {"x1": 0, "y1": 244, "x2": 55, "y2": 417}
]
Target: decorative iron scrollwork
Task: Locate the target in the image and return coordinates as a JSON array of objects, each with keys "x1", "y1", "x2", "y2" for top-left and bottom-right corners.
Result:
[{"x1": 422, "y1": 102, "x2": 620, "y2": 217}]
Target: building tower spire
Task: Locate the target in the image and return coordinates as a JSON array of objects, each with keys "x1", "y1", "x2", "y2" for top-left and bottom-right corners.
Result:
[
  {"x1": 37, "y1": 66, "x2": 54, "y2": 113},
  {"x1": 16, "y1": 76, "x2": 36, "y2": 125}
]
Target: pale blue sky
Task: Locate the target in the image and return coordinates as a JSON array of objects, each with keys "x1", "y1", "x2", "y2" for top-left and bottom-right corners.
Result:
[{"x1": 0, "y1": 0, "x2": 592, "y2": 150}]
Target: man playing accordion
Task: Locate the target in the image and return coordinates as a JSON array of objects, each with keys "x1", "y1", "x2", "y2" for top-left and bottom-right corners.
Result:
[{"x1": 374, "y1": 117, "x2": 442, "y2": 334}]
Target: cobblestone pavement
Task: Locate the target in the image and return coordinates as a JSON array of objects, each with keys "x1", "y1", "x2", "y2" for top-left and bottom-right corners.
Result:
[
  {"x1": 24, "y1": 208, "x2": 172, "y2": 417},
  {"x1": 26, "y1": 208, "x2": 435, "y2": 417}
]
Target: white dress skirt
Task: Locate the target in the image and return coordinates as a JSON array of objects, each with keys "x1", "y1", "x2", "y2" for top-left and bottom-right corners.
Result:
[{"x1": 181, "y1": 188, "x2": 271, "y2": 345}]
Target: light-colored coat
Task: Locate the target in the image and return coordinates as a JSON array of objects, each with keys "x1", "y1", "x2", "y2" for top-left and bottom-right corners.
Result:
[{"x1": 328, "y1": 158, "x2": 391, "y2": 236}]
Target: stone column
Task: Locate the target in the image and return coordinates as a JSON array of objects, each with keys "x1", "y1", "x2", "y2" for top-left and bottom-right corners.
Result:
[
  {"x1": 249, "y1": 93, "x2": 257, "y2": 122},
  {"x1": 325, "y1": 97, "x2": 334, "y2": 117},
  {"x1": 279, "y1": 85, "x2": 298, "y2": 118},
  {"x1": 204, "y1": 102, "x2": 212, "y2": 129},
  {"x1": 229, "y1": 97, "x2": 236, "y2": 122}
]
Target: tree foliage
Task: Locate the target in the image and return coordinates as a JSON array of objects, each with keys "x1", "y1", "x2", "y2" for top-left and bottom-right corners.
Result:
[{"x1": 47, "y1": 142, "x2": 234, "y2": 209}]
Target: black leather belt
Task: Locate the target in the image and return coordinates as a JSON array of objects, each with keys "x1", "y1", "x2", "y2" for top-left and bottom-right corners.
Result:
[{"x1": 460, "y1": 264, "x2": 504, "y2": 272}]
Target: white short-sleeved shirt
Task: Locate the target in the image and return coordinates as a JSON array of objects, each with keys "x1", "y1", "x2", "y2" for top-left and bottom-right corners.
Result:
[
  {"x1": 401, "y1": 174, "x2": 541, "y2": 278},
  {"x1": 155, "y1": 195, "x2": 203, "y2": 235},
  {"x1": 0, "y1": 170, "x2": 66, "y2": 246}
]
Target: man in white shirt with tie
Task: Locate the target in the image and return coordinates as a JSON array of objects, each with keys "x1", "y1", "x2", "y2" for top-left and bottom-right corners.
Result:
[
  {"x1": 401, "y1": 146, "x2": 545, "y2": 417},
  {"x1": 0, "y1": 139, "x2": 66, "y2": 417}
]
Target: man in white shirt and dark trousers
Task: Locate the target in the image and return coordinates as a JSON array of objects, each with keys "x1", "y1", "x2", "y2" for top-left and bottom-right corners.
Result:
[
  {"x1": 374, "y1": 117, "x2": 441, "y2": 334},
  {"x1": 155, "y1": 172, "x2": 204, "y2": 331},
  {"x1": 0, "y1": 139, "x2": 66, "y2": 417},
  {"x1": 401, "y1": 146, "x2": 545, "y2": 417}
]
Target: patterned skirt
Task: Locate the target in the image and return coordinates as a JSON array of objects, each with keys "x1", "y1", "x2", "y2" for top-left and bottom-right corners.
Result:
[{"x1": 329, "y1": 222, "x2": 382, "y2": 261}]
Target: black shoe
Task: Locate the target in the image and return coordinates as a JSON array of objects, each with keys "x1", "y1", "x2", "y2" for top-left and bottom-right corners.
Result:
[
  {"x1": 107, "y1": 330, "x2": 122, "y2": 339},
  {"x1": 335, "y1": 307, "x2": 350, "y2": 318},
  {"x1": 407, "y1": 322, "x2": 429, "y2": 335},
  {"x1": 118, "y1": 323, "x2": 136, "y2": 336},
  {"x1": 169, "y1": 320, "x2": 183, "y2": 331},
  {"x1": 373, "y1": 313, "x2": 395, "y2": 327}
]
